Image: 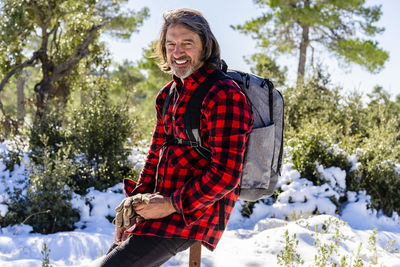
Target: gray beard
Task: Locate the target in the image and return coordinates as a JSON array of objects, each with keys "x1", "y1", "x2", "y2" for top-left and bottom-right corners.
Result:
[
  {"x1": 174, "y1": 68, "x2": 194, "y2": 79},
  {"x1": 170, "y1": 60, "x2": 203, "y2": 79}
]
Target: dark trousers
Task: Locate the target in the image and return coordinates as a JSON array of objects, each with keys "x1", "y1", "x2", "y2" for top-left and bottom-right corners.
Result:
[{"x1": 100, "y1": 234, "x2": 197, "y2": 267}]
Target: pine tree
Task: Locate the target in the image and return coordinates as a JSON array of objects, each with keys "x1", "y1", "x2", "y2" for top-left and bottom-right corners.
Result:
[{"x1": 233, "y1": 0, "x2": 389, "y2": 87}]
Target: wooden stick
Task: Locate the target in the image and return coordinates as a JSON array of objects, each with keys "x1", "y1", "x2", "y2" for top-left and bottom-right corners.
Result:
[{"x1": 189, "y1": 241, "x2": 202, "y2": 267}]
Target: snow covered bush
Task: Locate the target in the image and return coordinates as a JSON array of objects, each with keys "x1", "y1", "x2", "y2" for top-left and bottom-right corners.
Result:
[
  {"x1": 346, "y1": 109, "x2": 400, "y2": 217},
  {"x1": 287, "y1": 120, "x2": 400, "y2": 217},
  {"x1": 287, "y1": 120, "x2": 352, "y2": 189},
  {"x1": 1, "y1": 143, "x2": 79, "y2": 234},
  {"x1": 0, "y1": 144, "x2": 23, "y2": 173},
  {"x1": 350, "y1": 152, "x2": 400, "y2": 217},
  {"x1": 283, "y1": 78, "x2": 400, "y2": 218},
  {"x1": 26, "y1": 86, "x2": 137, "y2": 195}
]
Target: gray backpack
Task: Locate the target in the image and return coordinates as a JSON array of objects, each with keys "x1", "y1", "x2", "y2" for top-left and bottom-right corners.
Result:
[{"x1": 162, "y1": 62, "x2": 284, "y2": 201}]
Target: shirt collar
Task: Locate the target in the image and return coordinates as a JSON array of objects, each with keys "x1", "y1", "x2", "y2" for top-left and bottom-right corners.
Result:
[{"x1": 172, "y1": 65, "x2": 215, "y2": 90}]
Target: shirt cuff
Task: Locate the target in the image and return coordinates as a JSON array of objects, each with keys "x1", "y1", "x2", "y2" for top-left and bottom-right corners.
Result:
[
  {"x1": 170, "y1": 197, "x2": 181, "y2": 214},
  {"x1": 171, "y1": 190, "x2": 183, "y2": 214},
  {"x1": 123, "y1": 178, "x2": 137, "y2": 197}
]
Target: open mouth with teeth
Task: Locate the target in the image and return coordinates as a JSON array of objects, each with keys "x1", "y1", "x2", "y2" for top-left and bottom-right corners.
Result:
[{"x1": 173, "y1": 58, "x2": 190, "y2": 66}]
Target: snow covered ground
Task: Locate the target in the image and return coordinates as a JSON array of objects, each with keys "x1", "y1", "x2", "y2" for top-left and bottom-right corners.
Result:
[{"x1": 0, "y1": 142, "x2": 399, "y2": 267}]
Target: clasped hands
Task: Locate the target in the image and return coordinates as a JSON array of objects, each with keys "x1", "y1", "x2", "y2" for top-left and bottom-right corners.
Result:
[{"x1": 112, "y1": 193, "x2": 176, "y2": 244}]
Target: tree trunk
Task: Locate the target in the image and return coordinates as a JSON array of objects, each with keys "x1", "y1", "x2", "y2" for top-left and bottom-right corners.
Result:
[
  {"x1": 17, "y1": 71, "x2": 27, "y2": 122},
  {"x1": 80, "y1": 91, "x2": 86, "y2": 105},
  {"x1": 34, "y1": 79, "x2": 52, "y2": 122},
  {"x1": 34, "y1": 47, "x2": 55, "y2": 123},
  {"x1": 296, "y1": 24, "x2": 310, "y2": 87}
]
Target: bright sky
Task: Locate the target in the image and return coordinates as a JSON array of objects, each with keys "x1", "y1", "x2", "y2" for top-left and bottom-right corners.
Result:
[{"x1": 106, "y1": 0, "x2": 400, "y2": 98}]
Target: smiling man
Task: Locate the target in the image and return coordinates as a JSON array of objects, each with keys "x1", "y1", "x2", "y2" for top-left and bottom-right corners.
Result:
[{"x1": 101, "y1": 8, "x2": 253, "y2": 267}]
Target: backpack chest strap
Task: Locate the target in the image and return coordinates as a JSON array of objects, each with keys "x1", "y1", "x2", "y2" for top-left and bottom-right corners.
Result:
[{"x1": 164, "y1": 134, "x2": 212, "y2": 160}]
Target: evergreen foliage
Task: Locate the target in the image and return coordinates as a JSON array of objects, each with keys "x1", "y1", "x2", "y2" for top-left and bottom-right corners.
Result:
[
  {"x1": 29, "y1": 107, "x2": 69, "y2": 163},
  {"x1": 0, "y1": 79, "x2": 137, "y2": 231},
  {"x1": 41, "y1": 242, "x2": 52, "y2": 267},
  {"x1": 282, "y1": 69, "x2": 400, "y2": 217},
  {"x1": 233, "y1": 0, "x2": 389, "y2": 86},
  {"x1": 111, "y1": 42, "x2": 170, "y2": 140},
  {"x1": 1, "y1": 141, "x2": 80, "y2": 234},
  {"x1": 287, "y1": 120, "x2": 352, "y2": 186},
  {"x1": 0, "y1": 0, "x2": 149, "y2": 133},
  {"x1": 69, "y1": 87, "x2": 135, "y2": 192}
]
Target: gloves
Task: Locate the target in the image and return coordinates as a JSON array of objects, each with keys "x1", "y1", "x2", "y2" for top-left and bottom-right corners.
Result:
[{"x1": 112, "y1": 193, "x2": 153, "y2": 228}]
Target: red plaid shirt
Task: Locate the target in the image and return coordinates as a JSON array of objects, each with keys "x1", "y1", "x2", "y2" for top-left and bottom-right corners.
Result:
[{"x1": 124, "y1": 66, "x2": 253, "y2": 251}]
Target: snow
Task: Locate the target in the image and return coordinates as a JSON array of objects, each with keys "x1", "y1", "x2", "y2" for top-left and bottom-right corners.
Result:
[{"x1": 1, "y1": 143, "x2": 399, "y2": 266}]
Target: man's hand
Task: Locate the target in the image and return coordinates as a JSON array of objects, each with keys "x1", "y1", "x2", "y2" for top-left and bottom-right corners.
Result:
[
  {"x1": 114, "y1": 216, "x2": 136, "y2": 244},
  {"x1": 114, "y1": 226, "x2": 130, "y2": 244},
  {"x1": 112, "y1": 198, "x2": 135, "y2": 228},
  {"x1": 135, "y1": 194, "x2": 176, "y2": 220},
  {"x1": 112, "y1": 194, "x2": 152, "y2": 228}
]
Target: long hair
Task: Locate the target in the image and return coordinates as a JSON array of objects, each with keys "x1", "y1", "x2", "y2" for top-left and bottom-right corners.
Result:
[{"x1": 155, "y1": 8, "x2": 221, "y2": 73}]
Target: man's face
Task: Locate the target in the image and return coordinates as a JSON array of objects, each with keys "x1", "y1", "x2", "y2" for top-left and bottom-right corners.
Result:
[{"x1": 165, "y1": 24, "x2": 204, "y2": 79}]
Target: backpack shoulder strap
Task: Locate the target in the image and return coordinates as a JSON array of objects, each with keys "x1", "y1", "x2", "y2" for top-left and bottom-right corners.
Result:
[
  {"x1": 161, "y1": 82, "x2": 176, "y2": 135},
  {"x1": 185, "y1": 70, "x2": 229, "y2": 131},
  {"x1": 184, "y1": 70, "x2": 230, "y2": 159}
]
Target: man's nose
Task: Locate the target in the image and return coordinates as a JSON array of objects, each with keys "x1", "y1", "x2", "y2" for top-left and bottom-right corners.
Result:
[{"x1": 173, "y1": 45, "x2": 184, "y2": 57}]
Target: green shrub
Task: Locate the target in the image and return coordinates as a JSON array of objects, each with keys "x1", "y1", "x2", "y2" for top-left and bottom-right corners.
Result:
[
  {"x1": 41, "y1": 242, "x2": 52, "y2": 267},
  {"x1": 1, "y1": 141, "x2": 80, "y2": 234},
  {"x1": 346, "y1": 118, "x2": 400, "y2": 217},
  {"x1": 29, "y1": 109, "x2": 69, "y2": 162},
  {"x1": 240, "y1": 201, "x2": 258, "y2": 218},
  {"x1": 0, "y1": 147, "x2": 23, "y2": 172},
  {"x1": 287, "y1": 120, "x2": 352, "y2": 186},
  {"x1": 276, "y1": 230, "x2": 304, "y2": 266},
  {"x1": 69, "y1": 89, "x2": 134, "y2": 191},
  {"x1": 26, "y1": 83, "x2": 137, "y2": 194},
  {"x1": 0, "y1": 186, "x2": 28, "y2": 227},
  {"x1": 352, "y1": 155, "x2": 400, "y2": 217},
  {"x1": 287, "y1": 110, "x2": 400, "y2": 217},
  {"x1": 283, "y1": 68, "x2": 344, "y2": 134}
]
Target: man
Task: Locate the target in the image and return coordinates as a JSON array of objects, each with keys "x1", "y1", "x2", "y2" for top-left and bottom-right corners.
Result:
[{"x1": 101, "y1": 8, "x2": 253, "y2": 267}]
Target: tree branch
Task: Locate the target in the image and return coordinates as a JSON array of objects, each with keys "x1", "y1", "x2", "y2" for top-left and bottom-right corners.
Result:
[
  {"x1": 0, "y1": 53, "x2": 39, "y2": 93},
  {"x1": 52, "y1": 23, "x2": 106, "y2": 82},
  {"x1": 0, "y1": 54, "x2": 38, "y2": 131},
  {"x1": 0, "y1": 98, "x2": 6, "y2": 117},
  {"x1": 309, "y1": 28, "x2": 328, "y2": 43}
]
